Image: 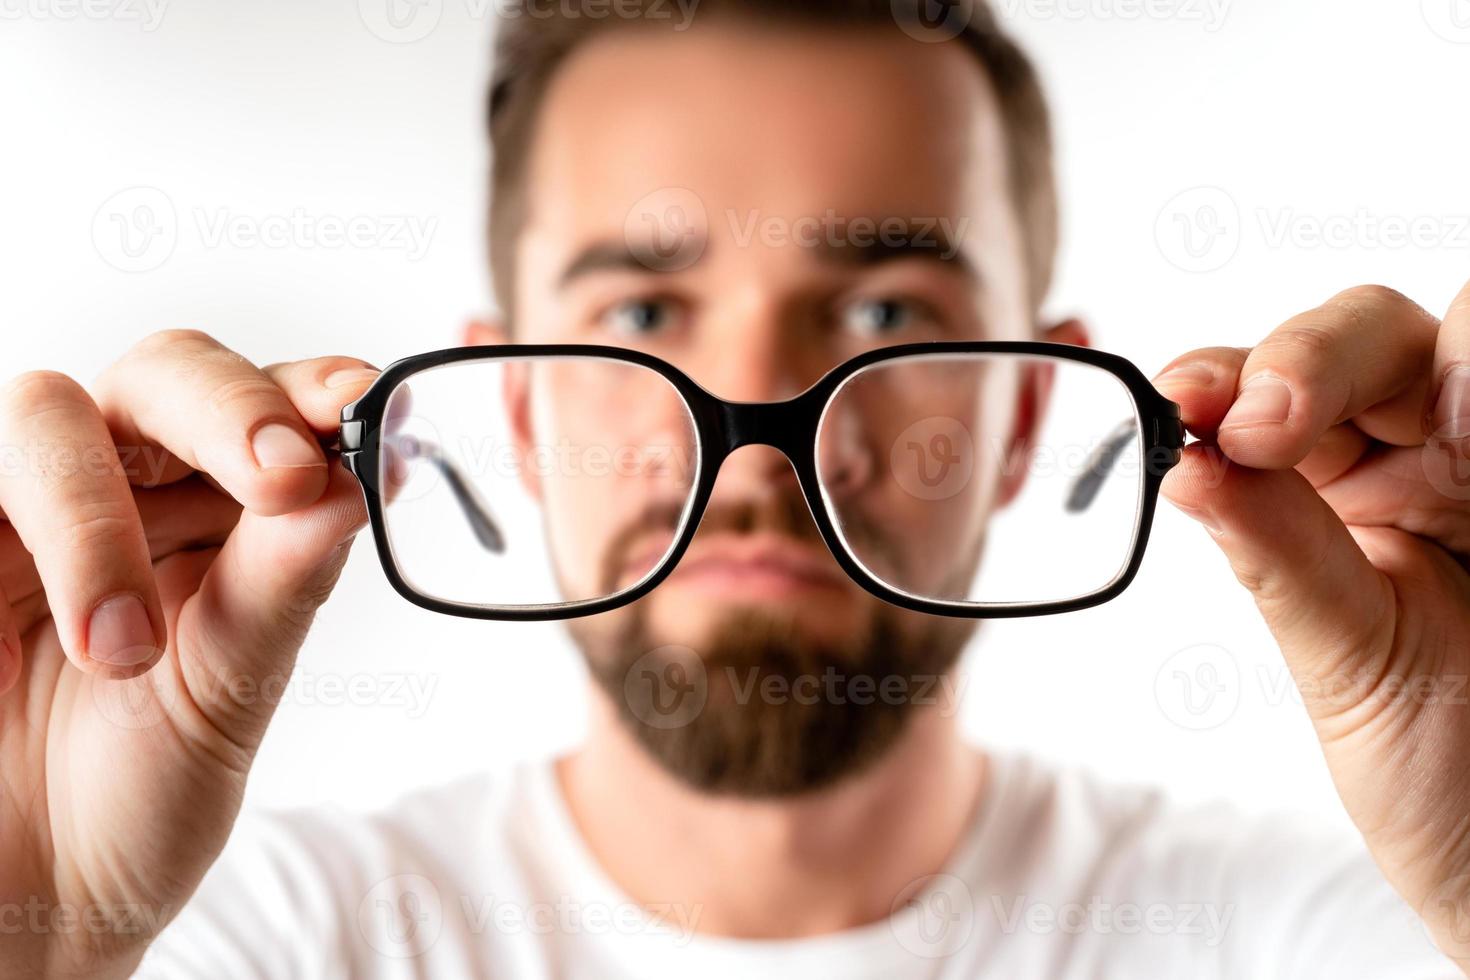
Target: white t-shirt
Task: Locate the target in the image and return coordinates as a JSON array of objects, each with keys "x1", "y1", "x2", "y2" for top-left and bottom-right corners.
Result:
[{"x1": 137, "y1": 750, "x2": 1458, "y2": 979}]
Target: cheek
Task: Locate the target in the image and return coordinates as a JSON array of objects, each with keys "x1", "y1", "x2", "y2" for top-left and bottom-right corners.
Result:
[
  {"x1": 822, "y1": 367, "x2": 1020, "y2": 591},
  {"x1": 531, "y1": 372, "x2": 699, "y2": 597}
]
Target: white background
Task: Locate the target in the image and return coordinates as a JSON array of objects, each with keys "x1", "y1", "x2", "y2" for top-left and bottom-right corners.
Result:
[{"x1": 2, "y1": 0, "x2": 1468, "y2": 832}]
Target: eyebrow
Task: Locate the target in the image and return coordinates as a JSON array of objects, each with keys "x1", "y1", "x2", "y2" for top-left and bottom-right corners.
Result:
[
  {"x1": 556, "y1": 219, "x2": 977, "y2": 289},
  {"x1": 810, "y1": 221, "x2": 977, "y2": 280},
  {"x1": 558, "y1": 239, "x2": 702, "y2": 289}
]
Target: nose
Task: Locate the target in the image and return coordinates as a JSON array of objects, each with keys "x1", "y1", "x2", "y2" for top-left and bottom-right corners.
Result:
[
  {"x1": 814, "y1": 395, "x2": 875, "y2": 499},
  {"x1": 694, "y1": 294, "x2": 812, "y2": 405}
]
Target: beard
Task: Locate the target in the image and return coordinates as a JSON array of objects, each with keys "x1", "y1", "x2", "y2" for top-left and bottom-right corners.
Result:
[{"x1": 570, "y1": 490, "x2": 976, "y2": 799}]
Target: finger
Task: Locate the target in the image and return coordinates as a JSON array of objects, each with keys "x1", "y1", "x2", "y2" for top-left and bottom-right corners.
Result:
[
  {"x1": 1162, "y1": 444, "x2": 1397, "y2": 693},
  {"x1": 92, "y1": 330, "x2": 329, "y2": 517},
  {"x1": 1154, "y1": 348, "x2": 1375, "y2": 488},
  {"x1": 261, "y1": 356, "x2": 379, "y2": 432},
  {"x1": 1315, "y1": 445, "x2": 1470, "y2": 555},
  {"x1": 0, "y1": 475, "x2": 242, "y2": 617},
  {"x1": 168, "y1": 464, "x2": 367, "y2": 749},
  {"x1": 1290, "y1": 423, "x2": 1374, "y2": 488},
  {"x1": 1153, "y1": 346, "x2": 1248, "y2": 436},
  {"x1": 1214, "y1": 286, "x2": 1439, "y2": 470},
  {"x1": 0, "y1": 580, "x2": 19, "y2": 696},
  {"x1": 1425, "y1": 278, "x2": 1470, "y2": 454},
  {"x1": 0, "y1": 371, "x2": 165, "y2": 675}
]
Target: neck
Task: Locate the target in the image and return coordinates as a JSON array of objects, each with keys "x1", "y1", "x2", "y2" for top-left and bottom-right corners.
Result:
[{"x1": 557, "y1": 692, "x2": 986, "y2": 939}]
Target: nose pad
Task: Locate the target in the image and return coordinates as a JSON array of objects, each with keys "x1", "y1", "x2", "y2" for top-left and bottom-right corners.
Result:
[
  {"x1": 696, "y1": 444, "x2": 820, "y2": 539},
  {"x1": 707, "y1": 444, "x2": 799, "y2": 506},
  {"x1": 814, "y1": 398, "x2": 875, "y2": 499}
]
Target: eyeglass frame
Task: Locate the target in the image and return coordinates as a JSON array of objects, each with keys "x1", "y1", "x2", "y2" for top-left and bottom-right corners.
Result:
[{"x1": 338, "y1": 341, "x2": 1185, "y2": 622}]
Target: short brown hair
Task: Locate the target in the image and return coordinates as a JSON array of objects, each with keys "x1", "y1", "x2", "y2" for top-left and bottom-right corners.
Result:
[{"x1": 487, "y1": 0, "x2": 1058, "y2": 318}]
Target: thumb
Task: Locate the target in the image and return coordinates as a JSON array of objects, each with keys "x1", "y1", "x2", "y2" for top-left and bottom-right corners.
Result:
[
  {"x1": 170, "y1": 463, "x2": 367, "y2": 749},
  {"x1": 1162, "y1": 445, "x2": 1397, "y2": 703}
]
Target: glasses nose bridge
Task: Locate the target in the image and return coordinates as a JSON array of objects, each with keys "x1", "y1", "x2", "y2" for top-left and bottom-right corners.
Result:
[{"x1": 716, "y1": 394, "x2": 819, "y2": 461}]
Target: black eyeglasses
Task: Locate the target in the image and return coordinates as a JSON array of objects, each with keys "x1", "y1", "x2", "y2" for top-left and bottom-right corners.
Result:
[{"x1": 338, "y1": 342, "x2": 1184, "y2": 621}]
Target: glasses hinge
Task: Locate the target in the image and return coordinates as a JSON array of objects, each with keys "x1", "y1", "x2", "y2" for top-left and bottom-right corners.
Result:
[{"x1": 340, "y1": 419, "x2": 365, "y2": 452}]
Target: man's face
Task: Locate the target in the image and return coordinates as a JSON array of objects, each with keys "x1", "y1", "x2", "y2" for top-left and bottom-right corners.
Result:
[{"x1": 501, "y1": 24, "x2": 1038, "y2": 793}]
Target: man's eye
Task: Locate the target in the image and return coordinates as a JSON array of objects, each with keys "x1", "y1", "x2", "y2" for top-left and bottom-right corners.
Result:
[
  {"x1": 601, "y1": 299, "x2": 676, "y2": 337},
  {"x1": 840, "y1": 297, "x2": 930, "y2": 337}
]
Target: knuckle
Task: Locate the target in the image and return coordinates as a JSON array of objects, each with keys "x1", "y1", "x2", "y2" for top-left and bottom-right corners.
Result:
[
  {"x1": 1331, "y1": 283, "x2": 1410, "y2": 315},
  {"x1": 2, "y1": 370, "x2": 88, "y2": 417},
  {"x1": 128, "y1": 330, "x2": 254, "y2": 385},
  {"x1": 1228, "y1": 557, "x2": 1270, "y2": 597},
  {"x1": 1326, "y1": 284, "x2": 1435, "y2": 337},
  {"x1": 53, "y1": 507, "x2": 140, "y2": 553},
  {"x1": 204, "y1": 375, "x2": 287, "y2": 420},
  {"x1": 133, "y1": 327, "x2": 218, "y2": 356},
  {"x1": 1258, "y1": 322, "x2": 1339, "y2": 378}
]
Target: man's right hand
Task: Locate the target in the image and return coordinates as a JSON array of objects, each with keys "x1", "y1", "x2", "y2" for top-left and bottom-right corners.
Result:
[{"x1": 0, "y1": 330, "x2": 374, "y2": 979}]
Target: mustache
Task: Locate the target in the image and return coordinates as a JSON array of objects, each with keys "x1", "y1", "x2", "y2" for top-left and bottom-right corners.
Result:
[{"x1": 596, "y1": 487, "x2": 902, "y2": 595}]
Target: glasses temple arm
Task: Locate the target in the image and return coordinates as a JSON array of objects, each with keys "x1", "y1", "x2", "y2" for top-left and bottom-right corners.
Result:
[
  {"x1": 1065, "y1": 417, "x2": 1140, "y2": 513},
  {"x1": 391, "y1": 434, "x2": 506, "y2": 553}
]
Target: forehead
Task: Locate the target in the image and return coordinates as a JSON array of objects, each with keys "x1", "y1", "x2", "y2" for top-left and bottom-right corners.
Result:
[{"x1": 520, "y1": 24, "x2": 1013, "y2": 254}]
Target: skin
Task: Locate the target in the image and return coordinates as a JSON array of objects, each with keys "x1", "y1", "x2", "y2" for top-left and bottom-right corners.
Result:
[{"x1": 3, "y1": 21, "x2": 1470, "y2": 978}]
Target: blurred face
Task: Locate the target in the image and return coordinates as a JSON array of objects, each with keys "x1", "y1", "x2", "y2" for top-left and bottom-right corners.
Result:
[{"x1": 501, "y1": 23, "x2": 1045, "y2": 794}]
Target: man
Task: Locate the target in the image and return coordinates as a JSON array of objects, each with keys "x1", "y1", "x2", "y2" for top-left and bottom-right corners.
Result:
[{"x1": 3, "y1": 0, "x2": 1470, "y2": 976}]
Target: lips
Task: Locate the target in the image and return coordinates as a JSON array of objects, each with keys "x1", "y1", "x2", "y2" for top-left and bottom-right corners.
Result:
[{"x1": 627, "y1": 534, "x2": 848, "y2": 594}]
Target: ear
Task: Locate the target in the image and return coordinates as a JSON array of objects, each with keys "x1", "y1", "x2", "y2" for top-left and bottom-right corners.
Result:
[
  {"x1": 461, "y1": 317, "x2": 509, "y2": 348},
  {"x1": 1040, "y1": 316, "x2": 1090, "y2": 350},
  {"x1": 996, "y1": 317, "x2": 1091, "y2": 508}
]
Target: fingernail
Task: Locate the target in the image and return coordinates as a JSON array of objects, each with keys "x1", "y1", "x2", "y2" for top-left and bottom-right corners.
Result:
[
  {"x1": 87, "y1": 594, "x2": 158, "y2": 667},
  {"x1": 252, "y1": 423, "x2": 323, "y2": 470},
  {"x1": 1432, "y1": 366, "x2": 1470, "y2": 442},
  {"x1": 324, "y1": 367, "x2": 378, "y2": 390},
  {"x1": 1221, "y1": 376, "x2": 1292, "y2": 429},
  {"x1": 1154, "y1": 363, "x2": 1215, "y2": 392}
]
